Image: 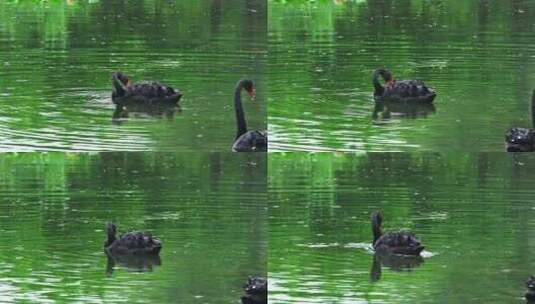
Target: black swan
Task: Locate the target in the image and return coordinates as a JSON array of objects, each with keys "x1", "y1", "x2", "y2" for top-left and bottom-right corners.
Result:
[
  {"x1": 505, "y1": 91, "x2": 535, "y2": 152},
  {"x1": 111, "y1": 72, "x2": 182, "y2": 106},
  {"x1": 104, "y1": 222, "x2": 162, "y2": 256},
  {"x1": 526, "y1": 276, "x2": 535, "y2": 301},
  {"x1": 232, "y1": 79, "x2": 267, "y2": 152},
  {"x1": 241, "y1": 277, "x2": 267, "y2": 304},
  {"x1": 371, "y1": 211, "x2": 424, "y2": 256},
  {"x1": 373, "y1": 68, "x2": 436, "y2": 103}
]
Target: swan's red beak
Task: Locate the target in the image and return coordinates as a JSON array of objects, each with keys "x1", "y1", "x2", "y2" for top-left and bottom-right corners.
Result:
[{"x1": 247, "y1": 88, "x2": 256, "y2": 100}]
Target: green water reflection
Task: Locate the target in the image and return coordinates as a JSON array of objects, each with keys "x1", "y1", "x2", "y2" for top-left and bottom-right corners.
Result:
[
  {"x1": 0, "y1": 0, "x2": 266, "y2": 151},
  {"x1": 269, "y1": 0, "x2": 535, "y2": 152},
  {"x1": 0, "y1": 152, "x2": 266, "y2": 303},
  {"x1": 269, "y1": 153, "x2": 535, "y2": 303}
]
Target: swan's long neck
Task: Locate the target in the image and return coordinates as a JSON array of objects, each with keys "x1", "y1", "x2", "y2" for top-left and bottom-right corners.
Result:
[
  {"x1": 235, "y1": 83, "x2": 248, "y2": 139},
  {"x1": 372, "y1": 217, "x2": 382, "y2": 245},
  {"x1": 531, "y1": 90, "x2": 535, "y2": 129},
  {"x1": 112, "y1": 75, "x2": 128, "y2": 97},
  {"x1": 373, "y1": 70, "x2": 385, "y2": 96},
  {"x1": 105, "y1": 231, "x2": 116, "y2": 247}
]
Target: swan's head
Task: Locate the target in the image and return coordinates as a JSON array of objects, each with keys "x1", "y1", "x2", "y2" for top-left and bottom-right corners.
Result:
[
  {"x1": 375, "y1": 69, "x2": 393, "y2": 82},
  {"x1": 106, "y1": 222, "x2": 117, "y2": 237},
  {"x1": 239, "y1": 79, "x2": 256, "y2": 99},
  {"x1": 112, "y1": 72, "x2": 132, "y2": 87},
  {"x1": 505, "y1": 128, "x2": 535, "y2": 152}
]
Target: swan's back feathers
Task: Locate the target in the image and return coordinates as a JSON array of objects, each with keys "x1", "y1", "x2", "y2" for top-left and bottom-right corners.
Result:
[
  {"x1": 111, "y1": 72, "x2": 182, "y2": 105},
  {"x1": 233, "y1": 130, "x2": 267, "y2": 152},
  {"x1": 383, "y1": 80, "x2": 436, "y2": 102},
  {"x1": 106, "y1": 230, "x2": 162, "y2": 255},
  {"x1": 374, "y1": 231, "x2": 424, "y2": 255},
  {"x1": 373, "y1": 69, "x2": 436, "y2": 103},
  {"x1": 129, "y1": 81, "x2": 178, "y2": 98}
]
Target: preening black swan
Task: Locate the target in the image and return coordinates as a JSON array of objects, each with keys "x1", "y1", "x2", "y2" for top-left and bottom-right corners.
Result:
[
  {"x1": 104, "y1": 222, "x2": 162, "y2": 256},
  {"x1": 371, "y1": 211, "x2": 424, "y2": 256},
  {"x1": 241, "y1": 277, "x2": 267, "y2": 304},
  {"x1": 232, "y1": 79, "x2": 267, "y2": 152},
  {"x1": 526, "y1": 276, "x2": 535, "y2": 301},
  {"x1": 373, "y1": 68, "x2": 436, "y2": 103},
  {"x1": 505, "y1": 91, "x2": 535, "y2": 152},
  {"x1": 111, "y1": 72, "x2": 182, "y2": 106}
]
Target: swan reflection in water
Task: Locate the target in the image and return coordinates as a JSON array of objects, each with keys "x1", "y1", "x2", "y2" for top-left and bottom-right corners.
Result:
[
  {"x1": 112, "y1": 103, "x2": 181, "y2": 124},
  {"x1": 105, "y1": 253, "x2": 162, "y2": 276},
  {"x1": 372, "y1": 100, "x2": 436, "y2": 120},
  {"x1": 369, "y1": 252, "x2": 424, "y2": 282}
]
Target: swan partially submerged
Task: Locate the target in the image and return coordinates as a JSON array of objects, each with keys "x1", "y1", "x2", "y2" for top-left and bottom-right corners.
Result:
[
  {"x1": 112, "y1": 72, "x2": 182, "y2": 106},
  {"x1": 371, "y1": 211, "x2": 424, "y2": 256},
  {"x1": 104, "y1": 222, "x2": 162, "y2": 256}
]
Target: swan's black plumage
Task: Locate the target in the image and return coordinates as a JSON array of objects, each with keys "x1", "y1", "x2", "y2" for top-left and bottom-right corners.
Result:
[
  {"x1": 104, "y1": 222, "x2": 162, "y2": 256},
  {"x1": 373, "y1": 69, "x2": 436, "y2": 103},
  {"x1": 241, "y1": 277, "x2": 267, "y2": 304},
  {"x1": 506, "y1": 91, "x2": 535, "y2": 152},
  {"x1": 526, "y1": 276, "x2": 535, "y2": 301},
  {"x1": 371, "y1": 211, "x2": 424, "y2": 256},
  {"x1": 111, "y1": 72, "x2": 182, "y2": 106},
  {"x1": 232, "y1": 79, "x2": 267, "y2": 152}
]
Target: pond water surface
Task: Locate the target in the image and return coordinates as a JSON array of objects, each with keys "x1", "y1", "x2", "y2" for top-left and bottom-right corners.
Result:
[
  {"x1": 0, "y1": 152, "x2": 266, "y2": 303},
  {"x1": 0, "y1": 0, "x2": 266, "y2": 152},
  {"x1": 269, "y1": 0, "x2": 535, "y2": 152},
  {"x1": 269, "y1": 153, "x2": 535, "y2": 303}
]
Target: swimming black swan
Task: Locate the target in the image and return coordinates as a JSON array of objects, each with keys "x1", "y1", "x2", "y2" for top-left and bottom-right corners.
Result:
[
  {"x1": 104, "y1": 222, "x2": 162, "y2": 256},
  {"x1": 241, "y1": 277, "x2": 267, "y2": 304},
  {"x1": 232, "y1": 79, "x2": 267, "y2": 152},
  {"x1": 505, "y1": 91, "x2": 535, "y2": 152},
  {"x1": 373, "y1": 68, "x2": 436, "y2": 103},
  {"x1": 111, "y1": 72, "x2": 182, "y2": 106},
  {"x1": 371, "y1": 211, "x2": 424, "y2": 256}
]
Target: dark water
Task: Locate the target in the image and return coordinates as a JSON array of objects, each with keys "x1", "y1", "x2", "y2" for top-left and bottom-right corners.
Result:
[
  {"x1": 0, "y1": 0, "x2": 266, "y2": 152},
  {"x1": 269, "y1": 153, "x2": 535, "y2": 303},
  {"x1": 269, "y1": 0, "x2": 535, "y2": 152},
  {"x1": 0, "y1": 153, "x2": 266, "y2": 303}
]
